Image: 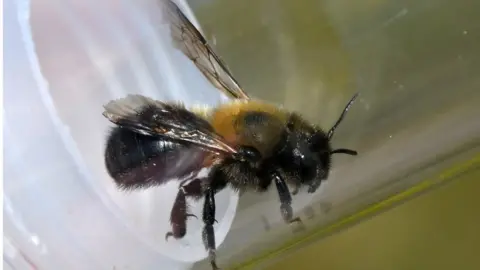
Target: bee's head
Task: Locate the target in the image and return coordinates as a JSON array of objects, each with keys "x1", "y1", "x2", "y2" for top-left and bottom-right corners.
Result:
[
  {"x1": 302, "y1": 130, "x2": 356, "y2": 193},
  {"x1": 275, "y1": 128, "x2": 332, "y2": 192},
  {"x1": 278, "y1": 93, "x2": 359, "y2": 193}
]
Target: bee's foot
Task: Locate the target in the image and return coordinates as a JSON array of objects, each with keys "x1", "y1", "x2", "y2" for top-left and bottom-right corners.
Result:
[
  {"x1": 165, "y1": 232, "x2": 174, "y2": 242},
  {"x1": 289, "y1": 217, "x2": 306, "y2": 233},
  {"x1": 209, "y1": 250, "x2": 221, "y2": 270},
  {"x1": 289, "y1": 217, "x2": 302, "y2": 225},
  {"x1": 186, "y1": 213, "x2": 198, "y2": 219}
]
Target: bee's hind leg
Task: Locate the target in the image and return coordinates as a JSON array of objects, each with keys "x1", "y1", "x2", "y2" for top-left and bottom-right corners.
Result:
[{"x1": 165, "y1": 178, "x2": 204, "y2": 241}]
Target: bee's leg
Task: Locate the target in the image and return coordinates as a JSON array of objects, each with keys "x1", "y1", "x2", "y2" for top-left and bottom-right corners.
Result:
[
  {"x1": 200, "y1": 167, "x2": 228, "y2": 270},
  {"x1": 181, "y1": 177, "x2": 204, "y2": 200},
  {"x1": 307, "y1": 179, "x2": 322, "y2": 193},
  {"x1": 307, "y1": 168, "x2": 328, "y2": 193},
  {"x1": 165, "y1": 187, "x2": 188, "y2": 241},
  {"x1": 271, "y1": 171, "x2": 302, "y2": 225},
  {"x1": 165, "y1": 178, "x2": 204, "y2": 241},
  {"x1": 202, "y1": 187, "x2": 220, "y2": 270},
  {"x1": 182, "y1": 177, "x2": 220, "y2": 223}
]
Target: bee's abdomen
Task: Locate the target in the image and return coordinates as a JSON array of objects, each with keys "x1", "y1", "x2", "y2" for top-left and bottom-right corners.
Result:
[{"x1": 104, "y1": 127, "x2": 206, "y2": 190}]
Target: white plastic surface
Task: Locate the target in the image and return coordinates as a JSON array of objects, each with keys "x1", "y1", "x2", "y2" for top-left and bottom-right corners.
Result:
[{"x1": 4, "y1": 0, "x2": 238, "y2": 269}]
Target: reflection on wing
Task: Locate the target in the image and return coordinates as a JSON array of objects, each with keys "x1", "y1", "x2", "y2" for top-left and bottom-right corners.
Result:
[
  {"x1": 162, "y1": 0, "x2": 250, "y2": 100},
  {"x1": 103, "y1": 94, "x2": 238, "y2": 155}
]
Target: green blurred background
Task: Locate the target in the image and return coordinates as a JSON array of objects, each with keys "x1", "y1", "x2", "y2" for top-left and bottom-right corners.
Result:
[
  {"x1": 187, "y1": 0, "x2": 480, "y2": 269},
  {"x1": 263, "y1": 166, "x2": 480, "y2": 270}
]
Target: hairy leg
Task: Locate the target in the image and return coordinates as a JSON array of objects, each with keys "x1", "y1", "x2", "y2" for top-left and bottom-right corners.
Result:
[
  {"x1": 165, "y1": 178, "x2": 204, "y2": 241},
  {"x1": 271, "y1": 170, "x2": 302, "y2": 225},
  {"x1": 202, "y1": 187, "x2": 218, "y2": 269},
  {"x1": 200, "y1": 166, "x2": 228, "y2": 270}
]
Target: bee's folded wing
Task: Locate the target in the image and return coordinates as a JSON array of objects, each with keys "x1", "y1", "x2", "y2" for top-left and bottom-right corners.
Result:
[{"x1": 103, "y1": 94, "x2": 237, "y2": 155}]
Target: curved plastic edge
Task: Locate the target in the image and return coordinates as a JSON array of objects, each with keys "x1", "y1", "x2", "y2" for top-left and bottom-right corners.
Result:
[{"x1": 11, "y1": 0, "x2": 240, "y2": 266}]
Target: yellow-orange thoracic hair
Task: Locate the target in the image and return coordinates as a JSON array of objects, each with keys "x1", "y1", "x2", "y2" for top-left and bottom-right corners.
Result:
[{"x1": 191, "y1": 99, "x2": 291, "y2": 158}]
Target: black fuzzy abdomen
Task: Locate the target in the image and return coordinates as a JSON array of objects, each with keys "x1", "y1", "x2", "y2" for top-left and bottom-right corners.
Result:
[{"x1": 104, "y1": 127, "x2": 206, "y2": 190}]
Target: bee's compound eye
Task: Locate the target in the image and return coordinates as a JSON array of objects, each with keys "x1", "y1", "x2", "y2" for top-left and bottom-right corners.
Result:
[{"x1": 236, "y1": 146, "x2": 262, "y2": 162}]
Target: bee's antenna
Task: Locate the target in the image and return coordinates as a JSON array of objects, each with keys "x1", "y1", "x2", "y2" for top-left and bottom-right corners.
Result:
[
  {"x1": 327, "y1": 93, "x2": 359, "y2": 140},
  {"x1": 330, "y1": 148, "x2": 357, "y2": 156}
]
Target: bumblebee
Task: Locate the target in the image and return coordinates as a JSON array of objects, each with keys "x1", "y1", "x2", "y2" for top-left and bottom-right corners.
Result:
[{"x1": 102, "y1": 1, "x2": 358, "y2": 269}]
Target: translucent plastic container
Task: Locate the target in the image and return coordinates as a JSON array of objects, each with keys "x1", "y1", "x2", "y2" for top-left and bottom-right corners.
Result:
[
  {"x1": 5, "y1": 0, "x2": 235, "y2": 269},
  {"x1": 4, "y1": 0, "x2": 480, "y2": 270}
]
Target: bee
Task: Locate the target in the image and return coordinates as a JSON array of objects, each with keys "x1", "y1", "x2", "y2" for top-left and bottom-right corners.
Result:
[{"x1": 102, "y1": 1, "x2": 358, "y2": 269}]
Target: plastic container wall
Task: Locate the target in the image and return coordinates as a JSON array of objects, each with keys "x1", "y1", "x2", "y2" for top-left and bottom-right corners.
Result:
[{"x1": 4, "y1": 0, "x2": 237, "y2": 269}]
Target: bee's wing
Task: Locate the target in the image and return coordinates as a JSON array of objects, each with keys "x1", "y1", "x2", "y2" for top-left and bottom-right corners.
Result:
[
  {"x1": 103, "y1": 94, "x2": 237, "y2": 155},
  {"x1": 162, "y1": 0, "x2": 250, "y2": 100}
]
